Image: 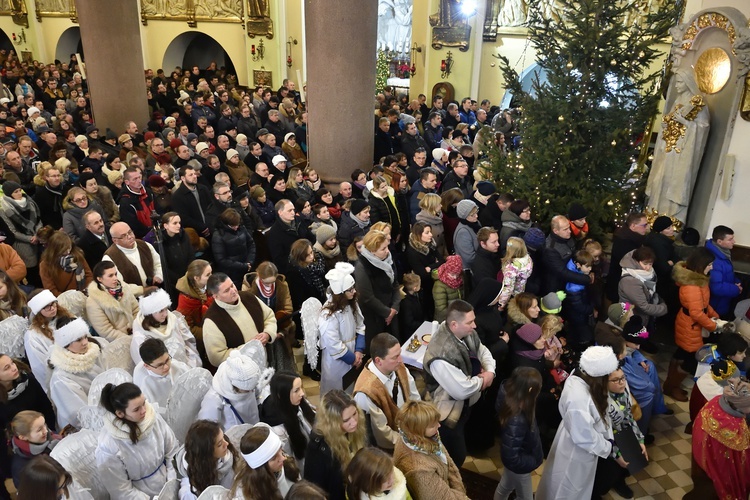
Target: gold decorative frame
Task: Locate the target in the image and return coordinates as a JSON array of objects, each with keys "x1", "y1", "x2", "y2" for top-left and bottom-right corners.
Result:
[
  {"x1": 253, "y1": 69, "x2": 272, "y2": 88},
  {"x1": 34, "y1": 0, "x2": 76, "y2": 23},
  {"x1": 0, "y1": 0, "x2": 29, "y2": 27},
  {"x1": 742, "y1": 75, "x2": 750, "y2": 121},
  {"x1": 140, "y1": 0, "x2": 243, "y2": 27},
  {"x1": 679, "y1": 12, "x2": 737, "y2": 54}
]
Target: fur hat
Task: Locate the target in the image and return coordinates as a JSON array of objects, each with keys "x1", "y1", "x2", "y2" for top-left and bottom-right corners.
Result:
[
  {"x1": 523, "y1": 228, "x2": 546, "y2": 251},
  {"x1": 177, "y1": 90, "x2": 191, "y2": 105},
  {"x1": 316, "y1": 224, "x2": 337, "y2": 245},
  {"x1": 456, "y1": 199, "x2": 478, "y2": 219},
  {"x1": 53, "y1": 318, "x2": 89, "y2": 347},
  {"x1": 579, "y1": 345, "x2": 618, "y2": 377},
  {"x1": 541, "y1": 291, "x2": 566, "y2": 314},
  {"x1": 138, "y1": 288, "x2": 172, "y2": 317},
  {"x1": 78, "y1": 172, "x2": 96, "y2": 188},
  {"x1": 26, "y1": 106, "x2": 40, "y2": 117},
  {"x1": 622, "y1": 316, "x2": 649, "y2": 345},
  {"x1": 325, "y1": 262, "x2": 356, "y2": 295},
  {"x1": 28, "y1": 289, "x2": 56, "y2": 316},
  {"x1": 272, "y1": 155, "x2": 287, "y2": 166},
  {"x1": 143, "y1": 131, "x2": 156, "y2": 142},
  {"x1": 195, "y1": 142, "x2": 209, "y2": 154},
  {"x1": 223, "y1": 351, "x2": 261, "y2": 391},
  {"x1": 652, "y1": 216, "x2": 673, "y2": 233},
  {"x1": 107, "y1": 170, "x2": 123, "y2": 185},
  {"x1": 568, "y1": 203, "x2": 588, "y2": 221},
  {"x1": 2, "y1": 181, "x2": 21, "y2": 197},
  {"x1": 350, "y1": 199, "x2": 369, "y2": 216},
  {"x1": 607, "y1": 302, "x2": 632, "y2": 328},
  {"x1": 118, "y1": 134, "x2": 132, "y2": 145},
  {"x1": 164, "y1": 116, "x2": 177, "y2": 127},
  {"x1": 226, "y1": 148, "x2": 239, "y2": 159},
  {"x1": 517, "y1": 323, "x2": 543, "y2": 345},
  {"x1": 236, "y1": 134, "x2": 248, "y2": 144},
  {"x1": 148, "y1": 174, "x2": 167, "y2": 188}
]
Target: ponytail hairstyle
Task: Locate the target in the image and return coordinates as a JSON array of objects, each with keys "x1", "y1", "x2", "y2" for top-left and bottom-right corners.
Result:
[
  {"x1": 100, "y1": 382, "x2": 144, "y2": 444},
  {"x1": 498, "y1": 367, "x2": 543, "y2": 428},
  {"x1": 11, "y1": 410, "x2": 45, "y2": 439}
]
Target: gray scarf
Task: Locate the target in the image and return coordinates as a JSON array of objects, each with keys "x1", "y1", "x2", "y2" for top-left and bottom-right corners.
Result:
[
  {"x1": 350, "y1": 211, "x2": 369, "y2": 230},
  {"x1": 717, "y1": 244, "x2": 732, "y2": 260},
  {"x1": 361, "y1": 248, "x2": 395, "y2": 283}
]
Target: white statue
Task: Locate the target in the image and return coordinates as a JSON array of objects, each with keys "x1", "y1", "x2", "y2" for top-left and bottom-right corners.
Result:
[
  {"x1": 377, "y1": 0, "x2": 413, "y2": 54},
  {"x1": 497, "y1": 0, "x2": 528, "y2": 27},
  {"x1": 645, "y1": 69, "x2": 710, "y2": 222}
]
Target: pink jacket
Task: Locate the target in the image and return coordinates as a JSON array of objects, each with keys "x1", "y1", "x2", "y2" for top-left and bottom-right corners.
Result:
[{"x1": 497, "y1": 255, "x2": 533, "y2": 309}]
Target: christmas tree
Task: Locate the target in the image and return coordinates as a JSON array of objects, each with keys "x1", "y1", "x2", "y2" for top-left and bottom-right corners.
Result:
[
  {"x1": 490, "y1": 0, "x2": 683, "y2": 231},
  {"x1": 376, "y1": 50, "x2": 389, "y2": 93}
]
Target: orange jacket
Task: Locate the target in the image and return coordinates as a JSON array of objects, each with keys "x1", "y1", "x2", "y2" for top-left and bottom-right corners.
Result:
[
  {"x1": 673, "y1": 262, "x2": 717, "y2": 353},
  {"x1": 0, "y1": 243, "x2": 26, "y2": 283}
]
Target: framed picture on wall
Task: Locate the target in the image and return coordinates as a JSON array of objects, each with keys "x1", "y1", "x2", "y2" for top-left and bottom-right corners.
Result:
[
  {"x1": 253, "y1": 69, "x2": 272, "y2": 89},
  {"x1": 20, "y1": 51, "x2": 33, "y2": 64}
]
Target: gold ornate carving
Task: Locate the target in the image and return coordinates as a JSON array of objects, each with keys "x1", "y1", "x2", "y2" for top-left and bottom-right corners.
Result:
[
  {"x1": 33, "y1": 0, "x2": 75, "y2": 23},
  {"x1": 679, "y1": 12, "x2": 738, "y2": 55},
  {"x1": 0, "y1": 0, "x2": 29, "y2": 27},
  {"x1": 694, "y1": 47, "x2": 731, "y2": 94},
  {"x1": 741, "y1": 75, "x2": 750, "y2": 122},
  {"x1": 141, "y1": 0, "x2": 242, "y2": 26},
  {"x1": 253, "y1": 68, "x2": 272, "y2": 88},
  {"x1": 661, "y1": 94, "x2": 705, "y2": 154},
  {"x1": 246, "y1": 0, "x2": 273, "y2": 38},
  {"x1": 430, "y1": 0, "x2": 471, "y2": 51}
]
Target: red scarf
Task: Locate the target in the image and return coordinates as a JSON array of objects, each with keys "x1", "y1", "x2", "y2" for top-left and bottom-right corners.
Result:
[
  {"x1": 438, "y1": 255, "x2": 464, "y2": 289},
  {"x1": 570, "y1": 221, "x2": 588, "y2": 238}
]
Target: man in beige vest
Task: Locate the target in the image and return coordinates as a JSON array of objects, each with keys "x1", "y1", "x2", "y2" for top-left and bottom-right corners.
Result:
[
  {"x1": 353, "y1": 333, "x2": 420, "y2": 450},
  {"x1": 102, "y1": 221, "x2": 163, "y2": 297}
]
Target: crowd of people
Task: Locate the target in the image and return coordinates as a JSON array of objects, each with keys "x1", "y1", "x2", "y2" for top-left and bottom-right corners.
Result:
[{"x1": 0, "y1": 49, "x2": 747, "y2": 500}]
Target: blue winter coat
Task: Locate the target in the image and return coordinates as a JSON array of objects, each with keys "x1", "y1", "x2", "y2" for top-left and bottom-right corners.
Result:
[{"x1": 705, "y1": 239, "x2": 740, "y2": 316}]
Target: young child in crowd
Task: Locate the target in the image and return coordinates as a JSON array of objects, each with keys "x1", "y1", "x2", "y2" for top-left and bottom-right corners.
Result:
[
  {"x1": 433, "y1": 255, "x2": 464, "y2": 323},
  {"x1": 540, "y1": 314, "x2": 564, "y2": 366},
  {"x1": 10, "y1": 410, "x2": 61, "y2": 488},
  {"x1": 133, "y1": 338, "x2": 189, "y2": 413},
  {"x1": 563, "y1": 250, "x2": 595, "y2": 349},
  {"x1": 399, "y1": 272, "x2": 423, "y2": 343}
]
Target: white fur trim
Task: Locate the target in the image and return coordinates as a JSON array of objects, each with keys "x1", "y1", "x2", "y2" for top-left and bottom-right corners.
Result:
[
  {"x1": 29, "y1": 289, "x2": 56, "y2": 315},
  {"x1": 324, "y1": 262, "x2": 356, "y2": 295},
  {"x1": 579, "y1": 345, "x2": 618, "y2": 377},
  {"x1": 53, "y1": 318, "x2": 90, "y2": 347},
  {"x1": 138, "y1": 288, "x2": 172, "y2": 317}
]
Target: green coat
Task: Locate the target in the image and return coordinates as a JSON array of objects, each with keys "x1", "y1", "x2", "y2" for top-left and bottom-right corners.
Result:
[{"x1": 432, "y1": 279, "x2": 464, "y2": 323}]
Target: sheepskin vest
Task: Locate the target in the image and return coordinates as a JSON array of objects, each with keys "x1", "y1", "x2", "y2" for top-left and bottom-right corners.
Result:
[
  {"x1": 353, "y1": 362, "x2": 411, "y2": 430},
  {"x1": 203, "y1": 291, "x2": 265, "y2": 349},
  {"x1": 423, "y1": 322, "x2": 481, "y2": 395},
  {"x1": 104, "y1": 241, "x2": 154, "y2": 286}
]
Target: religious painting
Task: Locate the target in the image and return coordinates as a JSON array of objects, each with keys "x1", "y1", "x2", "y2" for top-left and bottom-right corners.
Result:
[
  {"x1": 0, "y1": 0, "x2": 29, "y2": 27},
  {"x1": 247, "y1": 0, "x2": 273, "y2": 38},
  {"x1": 34, "y1": 0, "x2": 75, "y2": 22},
  {"x1": 20, "y1": 50, "x2": 32, "y2": 64},
  {"x1": 430, "y1": 0, "x2": 471, "y2": 51},
  {"x1": 141, "y1": 0, "x2": 243, "y2": 26},
  {"x1": 253, "y1": 69, "x2": 272, "y2": 88}
]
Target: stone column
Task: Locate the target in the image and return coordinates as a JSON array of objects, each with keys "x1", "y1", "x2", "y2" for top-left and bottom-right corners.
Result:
[
  {"x1": 305, "y1": 0, "x2": 377, "y2": 185},
  {"x1": 75, "y1": 0, "x2": 149, "y2": 134}
]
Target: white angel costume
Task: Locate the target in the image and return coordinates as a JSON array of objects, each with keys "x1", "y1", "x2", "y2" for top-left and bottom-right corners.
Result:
[
  {"x1": 133, "y1": 358, "x2": 189, "y2": 413},
  {"x1": 96, "y1": 401, "x2": 179, "y2": 500},
  {"x1": 175, "y1": 446, "x2": 236, "y2": 500},
  {"x1": 198, "y1": 351, "x2": 272, "y2": 429}
]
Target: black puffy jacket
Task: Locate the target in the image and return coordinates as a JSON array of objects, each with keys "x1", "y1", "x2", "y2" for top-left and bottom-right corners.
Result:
[{"x1": 495, "y1": 384, "x2": 543, "y2": 474}]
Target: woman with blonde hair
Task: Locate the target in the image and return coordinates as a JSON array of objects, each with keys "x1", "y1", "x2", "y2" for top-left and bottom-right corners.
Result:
[
  {"x1": 345, "y1": 447, "x2": 409, "y2": 500},
  {"x1": 39, "y1": 231, "x2": 92, "y2": 296},
  {"x1": 497, "y1": 236, "x2": 533, "y2": 310},
  {"x1": 304, "y1": 390, "x2": 366, "y2": 500},
  {"x1": 394, "y1": 400, "x2": 468, "y2": 499},
  {"x1": 286, "y1": 167, "x2": 314, "y2": 204},
  {"x1": 416, "y1": 193, "x2": 446, "y2": 257}
]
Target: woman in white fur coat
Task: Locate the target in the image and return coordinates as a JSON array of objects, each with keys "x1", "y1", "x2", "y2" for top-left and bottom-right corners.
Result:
[
  {"x1": 130, "y1": 288, "x2": 201, "y2": 368},
  {"x1": 48, "y1": 317, "x2": 107, "y2": 429},
  {"x1": 96, "y1": 382, "x2": 179, "y2": 500},
  {"x1": 86, "y1": 261, "x2": 139, "y2": 341},
  {"x1": 198, "y1": 351, "x2": 273, "y2": 430}
]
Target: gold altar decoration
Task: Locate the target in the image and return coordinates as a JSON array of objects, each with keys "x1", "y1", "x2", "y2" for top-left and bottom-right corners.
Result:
[
  {"x1": 662, "y1": 94, "x2": 706, "y2": 154},
  {"x1": 247, "y1": 0, "x2": 273, "y2": 38},
  {"x1": 741, "y1": 75, "x2": 750, "y2": 121},
  {"x1": 645, "y1": 207, "x2": 684, "y2": 232},
  {"x1": 0, "y1": 0, "x2": 29, "y2": 27},
  {"x1": 430, "y1": 0, "x2": 471, "y2": 51},
  {"x1": 694, "y1": 47, "x2": 731, "y2": 94},
  {"x1": 141, "y1": 0, "x2": 243, "y2": 27},
  {"x1": 34, "y1": 0, "x2": 76, "y2": 23},
  {"x1": 253, "y1": 68, "x2": 272, "y2": 88},
  {"x1": 680, "y1": 13, "x2": 737, "y2": 54}
]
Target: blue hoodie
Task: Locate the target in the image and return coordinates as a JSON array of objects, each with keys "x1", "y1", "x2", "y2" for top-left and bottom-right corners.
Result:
[{"x1": 705, "y1": 239, "x2": 740, "y2": 316}]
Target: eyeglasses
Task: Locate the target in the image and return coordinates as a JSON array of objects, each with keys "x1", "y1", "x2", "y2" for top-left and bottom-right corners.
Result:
[
  {"x1": 42, "y1": 302, "x2": 57, "y2": 310},
  {"x1": 113, "y1": 230, "x2": 134, "y2": 240},
  {"x1": 72, "y1": 197, "x2": 87, "y2": 203},
  {"x1": 146, "y1": 355, "x2": 172, "y2": 370},
  {"x1": 608, "y1": 376, "x2": 626, "y2": 384}
]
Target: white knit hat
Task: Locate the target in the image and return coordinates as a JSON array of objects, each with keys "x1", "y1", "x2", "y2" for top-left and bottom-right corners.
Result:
[
  {"x1": 325, "y1": 262, "x2": 356, "y2": 295},
  {"x1": 29, "y1": 290, "x2": 56, "y2": 316},
  {"x1": 226, "y1": 148, "x2": 239, "y2": 159},
  {"x1": 579, "y1": 345, "x2": 618, "y2": 377},
  {"x1": 195, "y1": 142, "x2": 209, "y2": 154},
  {"x1": 272, "y1": 154, "x2": 287, "y2": 166},
  {"x1": 26, "y1": 106, "x2": 40, "y2": 117},
  {"x1": 432, "y1": 147, "x2": 448, "y2": 162},
  {"x1": 138, "y1": 288, "x2": 172, "y2": 317},
  {"x1": 222, "y1": 351, "x2": 261, "y2": 391},
  {"x1": 53, "y1": 318, "x2": 89, "y2": 347}
]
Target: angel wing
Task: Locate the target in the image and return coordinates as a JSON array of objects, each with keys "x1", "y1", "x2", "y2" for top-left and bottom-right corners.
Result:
[
  {"x1": 67, "y1": 480, "x2": 96, "y2": 500},
  {"x1": 301, "y1": 297, "x2": 323, "y2": 370},
  {"x1": 224, "y1": 423, "x2": 253, "y2": 451},
  {"x1": 239, "y1": 339, "x2": 267, "y2": 368},
  {"x1": 88, "y1": 368, "x2": 133, "y2": 406},
  {"x1": 76, "y1": 405, "x2": 105, "y2": 432},
  {"x1": 166, "y1": 367, "x2": 213, "y2": 443},
  {"x1": 101, "y1": 336, "x2": 135, "y2": 373},
  {"x1": 197, "y1": 485, "x2": 230, "y2": 500},
  {"x1": 57, "y1": 290, "x2": 88, "y2": 321},
  {"x1": 50, "y1": 429, "x2": 110, "y2": 500},
  {"x1": 0, "y1": 315, "x2": 28, "y2": 359},
  {"x1": 156, "y1": 478, "x2": 180, "y2": 500}
]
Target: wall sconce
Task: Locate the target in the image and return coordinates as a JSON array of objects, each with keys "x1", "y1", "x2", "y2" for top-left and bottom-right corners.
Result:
[
  {"x1": 286, "y1": 36, "x2": 298, "y2": 68},
  {"x1": 440, "y1": 51, "x2": 454, "y2": 79},
  {"x1": 410, "y1": 42, "x2": 422, "y2": 77},
  {"x1": 11, "y1": 29, "x2": 25, "y2": 45},
  {"x1": 251, "y1": 39, "x2": 265, "y2": 62}
]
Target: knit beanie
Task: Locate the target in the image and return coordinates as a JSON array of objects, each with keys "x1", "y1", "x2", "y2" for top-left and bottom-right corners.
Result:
[
  {"x1": 456, "y1": 199, "x2": 478, "y2": 220},
  {"x1": 541, "y1": 291, "x2": 566, "y2": 314},
  {"x1": 195, "y1": 142, "x2": 209, "y2": 154},
  {"x1": 237, "y1": 134, "x2": 248, "y2": 144},
  {"x1": 138, "y1": 289, "x2": 172, "y2": 317},
  {"x1": 516, "y1": 322, "x2": 543, "y2": 345},
  {"x1": 28, "y1": 289, "x2": 56, "y2": 316},
  {"x1": 226, "y1": 148, "x2": 239, "y2": 159},
  {"x1": 222, "y1": 351, "x2": 261, "y2": 391},
  {"x1": 316, "y1": 224, "x2": 337, "y2": 245},
  {"x1": 652, "y1": 215, "x2": 673, "y2": 233},
  {"x1": 75, "y1": 135, "x2": 88, "y2": 146},
  {"x1": 579, "y1": 345, "x2": 618, "y2": 377},
  {"x1": 607, "y1": 302, "x2": 632, "y2": 328},
  {"x1": 476, "y1": 181, "x2": 496, "y2": 196},
  {"x1": 250, "y1": 185, "x2": 266, "y2": 200},
  {"x1": 107, "y1": 170, "x2": 123, "y2": 185},
  {"x1": 523, "y1": 228, "x2": 546, "y2": 251},
  {"x1": 2, "y1": 181, "x2": 21, "y2": 197},
  {"x1": 78, "y1": 171, "x2": 96, "y2": 188},
  {"x1": 568, "y1": 203, "x2": 588, "y2": 221},
  {"x1": 325, "y1": 262, "x2": 356, "y2": 295},
  {"x1": 350, "y1": 199, "x2": 369, "y2": 216},
  {"x1": 53, "y1": 318, "x2": 89, "y2": 347},
  {"x1": 432, "y1": 148, "x2": 447, "y2": 162}
]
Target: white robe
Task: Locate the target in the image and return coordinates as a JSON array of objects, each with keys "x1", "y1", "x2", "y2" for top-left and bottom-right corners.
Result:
[
  {"x1": 24, "y1": 327, "x2": 54, "y2": 394},
  {"x1": 197, "y1": 366, "x2": 262, "y2": 429},
  {"x1": 130, "y1": 311, "x2": 201, "y2": 368},
  {"x1": 48, "y1": 343, "x2": 106, "y2": 429},
  {"x1": 132, "y1": 359, "x2": 189, "y2": 413},
  {"x1": 535, "y1": 375, "x2": 614, "y2": 500},
  {"x1": 318, "y1": 303, "x2": 365, "y2": 394},
  {"x1": 96, "y1": 408, "x2": 179, "y2": 500}
]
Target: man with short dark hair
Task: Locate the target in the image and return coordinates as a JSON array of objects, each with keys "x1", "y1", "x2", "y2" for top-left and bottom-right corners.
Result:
[
  {"x1": 423, "y1": 299, "x2": 495, "y2": 466},
  {"x1": 405, "y1": 147, "x2": 428, "y2": 186},
  {"x1": 471, "y1": 227, "x2": 501, "y2": 281},
  {"x1": 400, "y1": 122, "x2": 428, "y2": 164},
  {"x1": 409, "y1": 167, "x2": 438, "y2": 222},
  {"x1": 706, "y1": 225, "x2": 743, "y2": 318},
  {"x1": 423, "y1": 112, "x2": 443, "y2": 150},
  {"x1": 353, "y1": 332, "x2": 420, "y2": 450},
  {"x1": 606, "y1": 212, "x2": 649, "y2": 302},
  {"x1": 171, "y1": 161, "x2": 213, "y2": 237},
  {"x1": 440, "y1": 159, "x2": 471, "y2": 199}
]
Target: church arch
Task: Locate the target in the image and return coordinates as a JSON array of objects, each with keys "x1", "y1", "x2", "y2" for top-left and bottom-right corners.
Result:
[
  {"x1": 55, "y1": 27, "x2": 82, "y2": 63},
  {"x1": 162, "y1": 31, "x2": 236, "y2": 76}
]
